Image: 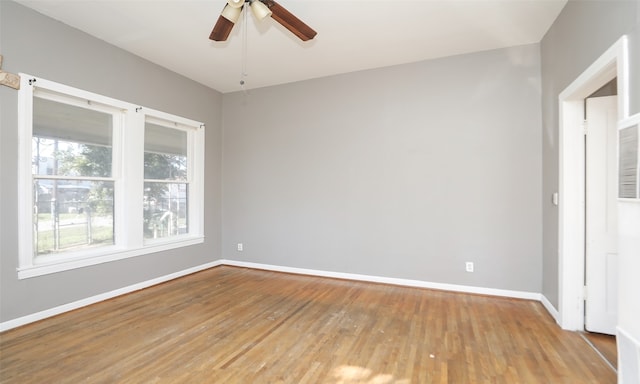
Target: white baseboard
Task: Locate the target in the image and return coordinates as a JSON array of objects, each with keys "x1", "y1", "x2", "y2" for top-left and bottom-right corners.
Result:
[
  {"x1": 0, "y1": 260, "x2": 223, "y2": 332},
  {"x1": 618, "y1": 327, "x2": 640, "y2": 384},
  {"x1": 1, "y1": 258, "x2": 550, "y2": 333},
  {"x1": 540, "y1": 294, "x2": 560, "y2": 323},
  {"x1": 220, "y1": 259, "x2": 542, "y2": 301}
]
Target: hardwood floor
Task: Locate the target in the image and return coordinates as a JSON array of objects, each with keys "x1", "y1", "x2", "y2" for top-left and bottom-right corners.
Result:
[
  {"x1": 0, "y1": 266, "x2": 615, "y2": 383},
  {"x1": 583, "y1": 332, "x2": 617, "y2": 370}
]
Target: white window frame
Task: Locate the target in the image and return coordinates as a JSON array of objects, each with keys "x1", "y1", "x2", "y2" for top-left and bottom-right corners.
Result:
[
  {"x1": 17, "y1": 74, "x2": 205, "y2": 279},
  {"x1": 141, "y1": 111, "x2": 205, "y2": 245}
]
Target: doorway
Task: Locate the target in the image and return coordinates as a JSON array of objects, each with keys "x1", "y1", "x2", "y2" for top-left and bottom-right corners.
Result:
[
  {"x1": 581, "y1": 91, "x2": 619, "y2": 372},
  {"x1": 557, "y1": 36, "x2": 629, "y2": 333}
]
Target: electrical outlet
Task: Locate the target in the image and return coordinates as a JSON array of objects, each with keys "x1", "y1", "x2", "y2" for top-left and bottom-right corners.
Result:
[
  {"x1": 237, "y1": 243, "x2": 243, "y2": 252},
  {"x1": 465, "y1": 262, "x2": 474, "y2": 272}
]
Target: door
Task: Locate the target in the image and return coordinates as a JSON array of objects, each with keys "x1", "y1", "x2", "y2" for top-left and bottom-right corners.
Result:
[{"x1": 584, "y1": 95, "x2": 618, "y2": 335}]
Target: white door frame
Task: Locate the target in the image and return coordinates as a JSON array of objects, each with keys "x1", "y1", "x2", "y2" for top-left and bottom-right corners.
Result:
[{"x1": 558, "y1": 35, "x2": 629, "y2": 331}]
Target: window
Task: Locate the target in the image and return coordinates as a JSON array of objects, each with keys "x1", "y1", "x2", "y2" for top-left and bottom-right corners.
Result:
[
  {"x1": 32, "y1": 94, "x2": 117, "y2": 259},
  {"x1": 18, "y1": 75, "x2": 205, "y2": 278},
  {"x1": 144, "y1": 118, "x2": 189, "y2": 241}
]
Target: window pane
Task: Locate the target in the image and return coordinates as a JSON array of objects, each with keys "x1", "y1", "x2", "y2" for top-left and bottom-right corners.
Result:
[
  {"x1": 33, "y1": 97, "x2": 113, "y2": 177},
  {"x1": 34, "y1": 179, "x2": 114, "y2": 255},
  {"x1": 144, "y1": 182, "x2": 188, "y2": 240},
  {"x1": 144, "y1": 122, "x2": 187, "y2": 180}
]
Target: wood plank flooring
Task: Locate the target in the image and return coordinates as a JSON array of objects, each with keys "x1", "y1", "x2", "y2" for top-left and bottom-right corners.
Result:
[
  {"x1": 583, "y1": 332, "x2": 617, "y2": 369},
  {"x1": 0, "y1": 266, "x2": 615, "y2": 383}
]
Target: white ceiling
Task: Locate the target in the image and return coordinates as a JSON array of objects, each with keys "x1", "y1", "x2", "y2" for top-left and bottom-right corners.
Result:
[{"x1": 15, "y1": 0, "x2": 567, "y2": 94}]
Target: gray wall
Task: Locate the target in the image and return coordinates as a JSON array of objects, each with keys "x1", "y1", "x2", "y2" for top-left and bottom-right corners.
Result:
[
  {"x1": 222, "y1": 44, "x2": 543, "y2": 293},
  {"x1": 0, "y1": 1, "x2": 223, "y2": 323},
  {"x1": 540, "y1": 0, "x2": 640, "y2": 309}
]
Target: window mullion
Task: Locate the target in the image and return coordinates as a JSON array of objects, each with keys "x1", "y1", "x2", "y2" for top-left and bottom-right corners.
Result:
[{"x1": 116, "y1": 111, "x2": 145, "y2": 249}]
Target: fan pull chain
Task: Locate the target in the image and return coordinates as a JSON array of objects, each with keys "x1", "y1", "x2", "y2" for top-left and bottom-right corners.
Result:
[{"x1": 240, "y1": 3, "x2": 248, "y2": 91}]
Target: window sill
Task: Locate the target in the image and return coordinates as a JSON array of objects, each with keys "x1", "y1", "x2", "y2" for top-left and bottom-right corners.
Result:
[{"x1": 17, "y1": 235, "x2": 205, "y2": 279}]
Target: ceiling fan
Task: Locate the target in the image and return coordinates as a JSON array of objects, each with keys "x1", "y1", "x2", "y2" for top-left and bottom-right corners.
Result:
[{"x1": 209, "y1": 0, "x2": 317, "y2": 42}]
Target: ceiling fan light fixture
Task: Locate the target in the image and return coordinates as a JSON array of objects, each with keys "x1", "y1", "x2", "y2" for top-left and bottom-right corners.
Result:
[
  {"x1": 250, "y1": 0, "x2": 272, "y2": 21},
  {"x1": 226, "y1": 0, "x2": 244, "y2": 9},
  {"x1": 221, "y1": 4, "x2": 242, "y2": 23},
  {"x1": 210, "y1": 0, "x2": 316, "y2": 43}
]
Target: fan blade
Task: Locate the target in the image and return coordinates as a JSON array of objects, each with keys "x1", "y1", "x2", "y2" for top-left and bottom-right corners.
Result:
[
  {"x1": 210, "y1": 4, "x2": 243, "y2": 41},
  {"x1": 209, "y1": 15, "x2": 234, "y2": 41},
  {"x1": 261, "y1": 0, "x2": 317, "y2": 41}
]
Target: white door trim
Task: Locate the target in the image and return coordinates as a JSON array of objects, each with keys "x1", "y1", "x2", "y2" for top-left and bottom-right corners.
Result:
[{"x1": 558, "y1": 35, "x2": 629, "y2": 331}]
